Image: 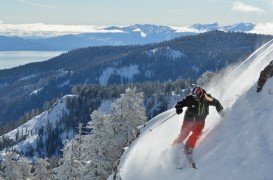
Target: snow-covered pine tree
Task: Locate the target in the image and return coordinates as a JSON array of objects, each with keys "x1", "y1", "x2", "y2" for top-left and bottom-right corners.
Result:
[
  {"x1": 0, "y1": 152, "x2": 32, "y2": 180},
  {"x1": 18, "y1": 157, "x2": 32, "y2": 179},
  {"x1": 32, "y1": 158, "x2": 53, "y2": 180},
  {"x1": 109, "y1": 87, "x2": 146, "y2": 179},
  {"x1": 82, "y1": 87, "x2": 147, "y2": 179},
  {"x1": 81, "y1": 110, "x2": 113, "y2": 179},
  {"x1": 54, "y1": 136, "x2": 83, "y2": 180},
  {"x1": 110, "y1": 87, "x2": 147, "y2": 145}
]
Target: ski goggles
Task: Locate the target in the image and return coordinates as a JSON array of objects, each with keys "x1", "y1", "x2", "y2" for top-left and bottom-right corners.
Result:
[{"x1": 191, "y1": 87, "x2": 204, "y2": 99}]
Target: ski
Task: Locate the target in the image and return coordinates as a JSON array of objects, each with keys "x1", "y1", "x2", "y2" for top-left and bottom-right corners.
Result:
[
  {"x1": 185, "y1": 153, "x2": 197, "y2": 169},
  {"x1": 172, "y1": 144, "x2": 198, "y2": 170},
  {"x1": 191, "y1": 162, "x2": 197, "y2": 169},
  {"x1": 184, "y1": 147, "x2": 197, "y2": 169}
]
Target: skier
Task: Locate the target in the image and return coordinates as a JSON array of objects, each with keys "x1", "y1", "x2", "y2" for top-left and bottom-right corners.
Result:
[
  {"x1": 173, "y1": 86, "x2": 223, "y2": 158},
  {"x1": 257, "y1": 60, "x2": 273, "y2": 92}
]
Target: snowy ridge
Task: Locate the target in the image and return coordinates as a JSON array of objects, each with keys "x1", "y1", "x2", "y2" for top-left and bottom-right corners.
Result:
[
  {"x1": 115, "y1": 39, "x2": 273, "y2": 179},
  {"x1": 19, "y1": 74, "x2": 37, "y2": 81},
  {"x1": 187, "y1": 22, "x2": 255, "y2": 33},
  {"x1": 0, "y1": 95, "x2": 76, "y2": 154},
  {"x1": 99, "y1": 65, "x2": 140, "y2": 85}
]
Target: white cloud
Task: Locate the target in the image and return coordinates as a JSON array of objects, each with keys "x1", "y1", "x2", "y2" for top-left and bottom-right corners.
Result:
[
  {"x1": 17, "y1": 0, "x2": 57, "y2": 10},
  {"x1": 232, "y1": 1, "x2": 265, "y2": 14},
  {"x1": 0, "y1": 23, "x2": 123, "y2": 37},
  {"x1": 265, "y1": 0, "x2": 273, "y2": 4},
  {"x1": 165, "y1": 5, "x2": 230, "y2": 12},
  {"x1": 266, "y1": 0, "x2": 273, "y2": 7},
  {"x1": 250, "y1": 22, "x2": 273, "y2": 35}
]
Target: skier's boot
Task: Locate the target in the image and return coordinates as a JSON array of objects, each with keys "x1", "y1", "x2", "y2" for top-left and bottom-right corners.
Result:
[{"x1": 184, "y1": 145, "x2": 197, "y2": 169}]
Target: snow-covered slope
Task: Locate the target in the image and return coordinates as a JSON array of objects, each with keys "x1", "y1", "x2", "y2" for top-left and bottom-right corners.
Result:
[
  {"x1": 115, "y1": 39, "x2": 273, "y2": 180},
  {"x1": 0, "y1": 95, "x2": 76, "y2": 155}
]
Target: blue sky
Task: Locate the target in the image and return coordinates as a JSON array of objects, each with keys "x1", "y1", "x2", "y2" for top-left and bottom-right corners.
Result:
[{"x1": 0, "y1": 0, "x2": 273, "y2": 26}]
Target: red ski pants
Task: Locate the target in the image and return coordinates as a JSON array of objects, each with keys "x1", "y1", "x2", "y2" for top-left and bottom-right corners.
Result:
[{"x1": 174, "y1": 120, "x2": 205, "y2": 149}]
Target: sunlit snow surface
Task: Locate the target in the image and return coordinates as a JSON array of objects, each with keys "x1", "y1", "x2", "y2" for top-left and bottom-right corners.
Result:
[{"x1": 117, "y1": 39, "x2": 273, "y2": 180}]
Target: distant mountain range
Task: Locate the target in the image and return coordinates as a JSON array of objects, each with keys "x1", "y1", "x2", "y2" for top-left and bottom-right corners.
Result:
[
  {"x1": 190, "y1": 22, "x2": 255, "y2": 32},
  {"x1": 0, "y1": 23, "x2": 257, "y2": 51}
]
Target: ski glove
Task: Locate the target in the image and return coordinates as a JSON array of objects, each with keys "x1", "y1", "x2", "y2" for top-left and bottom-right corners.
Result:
[
  {"x1": 175, "y1": 102, "x2": 183, "y2": 115},
  {"x1": 219, "y1": 110, "x2": 224, "y2": 118},
  {"x1": 213, "y1": 99, "x2": 223, "y2": 112},
  {"x1": 176, "y1": 108, "x2": 183, "y2": 115}
]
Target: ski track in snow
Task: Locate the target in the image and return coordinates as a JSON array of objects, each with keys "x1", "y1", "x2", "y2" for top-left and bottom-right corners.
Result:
[{"x1": 117, "y1": 39, "x2": 273, "y2": 180}]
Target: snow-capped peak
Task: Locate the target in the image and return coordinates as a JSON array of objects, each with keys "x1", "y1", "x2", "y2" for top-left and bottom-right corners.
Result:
[
  {"x1": 103, "y1": 24, "x2": 176, "y2": 35},
  {"x1": 188, "y1": 22, "x2": 255, "y2": 32},
  {"x1": 102, "y1": 23, "x2": 258, "y2": 39},
  {"x1": 224, "y1": 22, "x2": 255, "y2": 32},
  {"x1": 132, "y1": 28, "x2": 147, "y2": 37},
  {"x1": 190, "y1": 22, "x2": 220, "y2": 31}
]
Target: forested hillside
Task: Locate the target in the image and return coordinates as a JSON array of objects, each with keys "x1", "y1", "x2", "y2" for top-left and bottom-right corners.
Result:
[
  {"x1": 0, "y1": 31, "x2": 271, "y2": 128},
  {"x1": 0, "y1": 79, "x2": 191, "y2": 158}
]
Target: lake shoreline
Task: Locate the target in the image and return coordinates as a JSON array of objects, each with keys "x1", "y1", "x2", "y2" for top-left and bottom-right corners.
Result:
[{"x1": 0, "y1": 51, "x2": 65, "y2": 70}]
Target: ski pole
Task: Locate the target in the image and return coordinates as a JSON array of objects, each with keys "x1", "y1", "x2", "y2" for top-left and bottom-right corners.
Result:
[{"x1": 149, "y1": 113, "x2": 177, "y2": 131}]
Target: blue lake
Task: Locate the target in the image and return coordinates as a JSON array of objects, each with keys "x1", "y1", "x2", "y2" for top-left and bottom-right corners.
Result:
[{"x1": 0, "y1": 51, "x2": 65, "y2": 70}]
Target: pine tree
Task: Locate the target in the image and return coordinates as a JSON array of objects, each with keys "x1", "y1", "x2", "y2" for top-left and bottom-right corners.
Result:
[
  {"x1": 32, "y1": 158, "x2": 53, "y2": 180},
  {"x1": 111, "y1": 87, "x2": 146, "y2": 144},
  {"x1": 81, "y1": 110, "x2": 113, "y2": 179},
  {"x1": 1, "y1": 152, "x2": 21, "y2": 180},
  {"x1": 54, "y1": 137, "x2": 83, "y2": 180},
  {"x1": 15, "y1": 129, "x2": 19, "y2": 141},
  {"x1": 18, "y1": 157, "x2": 31, "y2": 179},
  {"x1": 0, "y1": 152, "x2": 31, "y2": 180},
  {"x1": 81, "y1": 87, "x2": 147, "y2": 179}
]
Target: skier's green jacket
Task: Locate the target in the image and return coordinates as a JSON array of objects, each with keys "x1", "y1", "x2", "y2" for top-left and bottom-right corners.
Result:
[{"x1": 175, "y1": 92, "x2": 223, "y2": 121}]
